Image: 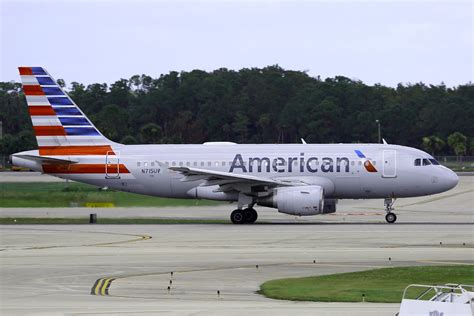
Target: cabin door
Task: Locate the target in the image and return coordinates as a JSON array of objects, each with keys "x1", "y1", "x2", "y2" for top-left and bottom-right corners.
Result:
[
  {"x1": 382, "y1": 150, "x2": 396, "y2": 178},
  {"x1": 105, "y1": 151, "x2": 120, "y2": 179}
]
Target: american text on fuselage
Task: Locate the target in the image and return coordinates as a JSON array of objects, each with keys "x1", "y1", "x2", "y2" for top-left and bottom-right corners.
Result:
[{"x1": 229, "y1": 153, "x2": 350, "y2": 173}]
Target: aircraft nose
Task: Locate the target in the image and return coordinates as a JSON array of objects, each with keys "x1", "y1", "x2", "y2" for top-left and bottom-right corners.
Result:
[{"x1": 443, "y1": 169, "x2": 459, "y2": 190}]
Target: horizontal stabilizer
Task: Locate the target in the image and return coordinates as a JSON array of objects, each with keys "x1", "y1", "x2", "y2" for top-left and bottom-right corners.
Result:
[{"x1": 13, "y1": 154, "x2": 78, "y2": 164}]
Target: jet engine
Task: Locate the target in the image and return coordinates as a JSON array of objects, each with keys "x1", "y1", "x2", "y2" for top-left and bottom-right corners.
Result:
[{"x1": 258, "y1": 185, "x2": 325, "y2": 216}]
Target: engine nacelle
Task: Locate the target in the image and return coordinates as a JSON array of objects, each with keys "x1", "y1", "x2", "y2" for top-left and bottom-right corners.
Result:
[{"x1": 258, "y1": 185, "x2": 324, "y2": 216}]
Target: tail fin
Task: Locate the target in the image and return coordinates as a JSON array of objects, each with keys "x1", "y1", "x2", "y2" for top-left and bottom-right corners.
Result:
[{"x1": 19, "y1": 67, "x2": 116, "y2": 156}]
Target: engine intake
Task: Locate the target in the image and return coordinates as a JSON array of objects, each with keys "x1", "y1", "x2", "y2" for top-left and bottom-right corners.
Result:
[{"x1": 258, "y1": 185, "x2": 324, "y2": 216}]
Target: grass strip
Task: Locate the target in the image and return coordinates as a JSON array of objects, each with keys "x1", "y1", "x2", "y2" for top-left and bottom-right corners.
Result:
[
  {"x1": 0, "y1": 182, "x2": 222, "y2": 207},
  {"x1": 0, "y1": 217, "x2": 229, "y2": 225},
  {"x1": 259, "y1": 265, "x2": 474, "y2": 303}
]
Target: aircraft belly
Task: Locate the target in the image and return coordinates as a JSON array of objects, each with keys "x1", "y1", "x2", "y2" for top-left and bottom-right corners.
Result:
[
  {"x1": 333, "y1": 176, "x2": 362, "y2": 198},
  {"x1": 359, "y1": 174, "x2": 395, "y2": 198},
  {"x1": 170, "y1": 178, "x2": 200, "y2": 198}
]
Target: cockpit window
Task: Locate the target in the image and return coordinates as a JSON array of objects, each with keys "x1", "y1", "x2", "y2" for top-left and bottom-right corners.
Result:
[
  {"x1": 429, "y1": 158, "x2": 440, "y2": 165},
  {"x1": 414, "y1": 159, "x2": 421, "y2": 166},
  {"x1": 422, "y1": 158, "x2": 431, "y2": 166}
]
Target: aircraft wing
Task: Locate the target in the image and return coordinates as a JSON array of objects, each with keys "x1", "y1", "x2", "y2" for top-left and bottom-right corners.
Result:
[{"x1": 168, "y1": 166, "x2": 305, "y2": 191}]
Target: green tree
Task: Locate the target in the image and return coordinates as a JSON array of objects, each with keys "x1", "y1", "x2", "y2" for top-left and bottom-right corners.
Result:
[
  {"x1": 120, "y1": 135, "x2": 138, "y2": 144},
  {"x1": 232, "y1": 112, "x2": 249, "y2": 143},
  {"x1": 95, "y1": 104, "x2": 128, "y2": 140},
  {"x1": 140, "y1": 123, "x2": 162, "y2": 144},
  {"x1": 447, "y1": 132, "x2": 467, "y2": 161},
  {"x1": 108, "y1": 79, "x2": 130, "y2": 108},
  {"x1": 1, "y1": 66, "x2": 473, "y2": 158},
  {"x1": 421, "y1": 135, "x2": 445, "y2": 156}
]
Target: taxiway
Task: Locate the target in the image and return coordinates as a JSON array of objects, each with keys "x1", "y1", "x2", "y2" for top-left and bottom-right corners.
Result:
[{"x1": 0, "y1": 176, "x2": 473, "y2": 315}]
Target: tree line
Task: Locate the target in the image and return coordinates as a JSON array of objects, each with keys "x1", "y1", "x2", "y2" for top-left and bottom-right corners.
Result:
[{"x1": 1, "y1": 65, "x2": 473, "y2": 157}]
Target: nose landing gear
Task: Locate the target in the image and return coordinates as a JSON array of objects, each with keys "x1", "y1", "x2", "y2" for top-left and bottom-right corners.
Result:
[
  {"x1": 384, "y1": 197, "x2": 397, "y2": 223},
  {"x1": 385, "y1": 212, "x2": 397, "y2": 223}
]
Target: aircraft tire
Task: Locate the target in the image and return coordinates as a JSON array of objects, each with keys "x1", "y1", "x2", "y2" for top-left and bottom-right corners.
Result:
[
  {"x1": 243, "y1": 208, "x2": 258, "y2": 224},
  {"x1": 385, "y1": 212, "x2": 397, "y2": 224},
  {"x1": 231, "y1": 209, "x2": 246, "y2": 224}
]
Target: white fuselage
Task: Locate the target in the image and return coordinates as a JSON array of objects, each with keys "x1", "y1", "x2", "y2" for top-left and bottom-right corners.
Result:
[{"x1": 13, "y1": 143, "x2": 459, "y2": 201}]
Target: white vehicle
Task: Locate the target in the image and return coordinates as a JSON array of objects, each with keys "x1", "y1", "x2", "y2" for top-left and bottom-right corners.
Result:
[
  {"x1": 399, "y1": 284, "x2": 474, "y2": 316},
  {"x1": 11, "y1": 67, "x2": 459, "y2": 224}
]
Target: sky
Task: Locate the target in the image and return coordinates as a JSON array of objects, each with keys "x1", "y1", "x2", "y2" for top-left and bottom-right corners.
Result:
[{"x1": 1, "y1": 0, "x2": 473, "y2": 87}]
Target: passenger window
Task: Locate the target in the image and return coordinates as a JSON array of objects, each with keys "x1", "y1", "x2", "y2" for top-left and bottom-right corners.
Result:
[
  {"x1": 179, "y1": 161, "x2": 183, "y2": 166},
  {"x1": 222, "y1": 161, "x2": 226, "y2": 166},
  {"x1": 144, "y1": 162, "x2": 148, "y2": 167},
  {"x1": 208, "y1": 161, "x2": 211, "y2": 166},
  {"x1": 137, "y1": 162, "x2": 141, "y2": 167},
  {"x1": 194, "y1": 162, "x2": 197, "y2": 167},
  {"x1": 186, "y1": 162, "x2": 190, "y2": 166},
  {"x1": 172, "y1": 161, "x2": 176, "y2": 166},
  {"x1": 215, "y1": 162, "x2": 219, "y2": 166},
  {"x1": 422, "y1": 158, "x2": 431, "y2": 166},
  {"x1": 201, "y1": 161, "x2": 204, "y2": 167},
  {"x1": 414, "y1": 159, "x2": 421, "y2": 166},
  {"x1": 151, "y1": 162, "x2": 155, "y2": 166}
]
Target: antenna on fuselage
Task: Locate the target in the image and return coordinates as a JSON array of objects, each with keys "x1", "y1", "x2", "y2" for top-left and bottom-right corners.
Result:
[
  {"x1": 301, "y1": 138, "x2": 307, "y2": 144},
  {"x1": 382, "y1": 139, "x2": 388, "y2": 145}
]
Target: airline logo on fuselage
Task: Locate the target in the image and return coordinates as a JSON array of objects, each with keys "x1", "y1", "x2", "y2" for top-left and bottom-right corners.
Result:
[
  {"x1": 229, "y1": 150, "x2": 378, "y2": 174},
  {"x1": 354, "y1": 150, "x2": 378, "y2": 173},
  {"x1": 229, "y1": 153, "x2": 350, "y2": 173}
]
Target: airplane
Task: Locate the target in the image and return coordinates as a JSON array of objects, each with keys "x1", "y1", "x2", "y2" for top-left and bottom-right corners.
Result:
[{"x1": 10, "y1": 67, "x2": 459, "y2": 224}]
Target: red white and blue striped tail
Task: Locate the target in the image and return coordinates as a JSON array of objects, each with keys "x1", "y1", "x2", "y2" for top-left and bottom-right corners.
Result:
[{"x1": 19, "y1": 67, "x2": 116, "y2": 156}]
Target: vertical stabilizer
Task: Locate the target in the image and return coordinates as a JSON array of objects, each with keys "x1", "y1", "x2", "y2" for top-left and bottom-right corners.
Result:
[{"x1": 19, "y1": 67, "x2": 116, "y2": 156}]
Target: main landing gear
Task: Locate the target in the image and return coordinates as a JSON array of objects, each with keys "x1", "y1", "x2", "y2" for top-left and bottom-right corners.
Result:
[
  {"x1": 384, "y1": 197, "x2": 397, "y2": 224},
  {"x1": 230, "y1": 208, "x2": 258, "y2": 224}
]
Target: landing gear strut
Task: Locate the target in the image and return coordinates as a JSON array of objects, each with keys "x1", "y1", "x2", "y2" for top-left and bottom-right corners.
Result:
[
  {"x1": 384, "y1": 197, "x2": 397, "y2": 224},
  {"x1": 230, "y1": 208, "x2": 258, "y2": 224}
]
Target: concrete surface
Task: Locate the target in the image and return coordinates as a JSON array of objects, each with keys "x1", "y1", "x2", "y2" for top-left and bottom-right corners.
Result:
[
  {"x1": 0, "y1": 171, "x2": 67, "y2": 183},
  {"x1": 1, "y1": 223, "x2": 473, "y2": 316},
  {"x1": 0, "y1": 176, "x2": 473, "y2": 315},
  {"x1": 1, "y1": 176, "x2": 473, "y2": 224}
]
